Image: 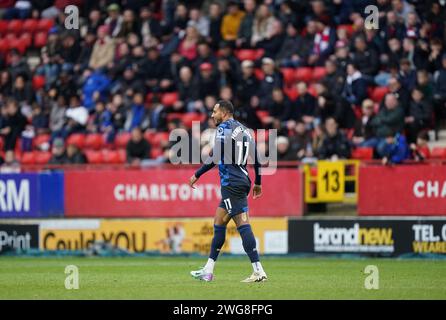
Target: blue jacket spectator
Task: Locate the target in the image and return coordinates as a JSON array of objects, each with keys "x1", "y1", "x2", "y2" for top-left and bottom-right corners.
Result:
[{"x1": 82, "y1": 70, "x2": 111, "y2": 111}]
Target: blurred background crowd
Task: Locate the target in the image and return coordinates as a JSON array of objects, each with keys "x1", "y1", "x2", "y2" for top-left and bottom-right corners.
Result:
[{"x1": 0, "y1": 0, "x2": 445, "y2": 169}]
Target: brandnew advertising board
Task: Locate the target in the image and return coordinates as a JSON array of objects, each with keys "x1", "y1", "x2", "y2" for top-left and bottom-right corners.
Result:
[{"x1": 289, "y1": 218, "x2": 446, "y2": 256}]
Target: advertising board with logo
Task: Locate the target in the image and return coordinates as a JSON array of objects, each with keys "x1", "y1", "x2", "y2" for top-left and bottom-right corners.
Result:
[
  {"x1": 0, "y1": 224, "x2": 39, "y2": 254},
  {"x1": 40, "y1": 218, "x2": 288, "y2": 255},
  {"x1": 288, "y1": 218, "x2": 446, "y2": 256}
]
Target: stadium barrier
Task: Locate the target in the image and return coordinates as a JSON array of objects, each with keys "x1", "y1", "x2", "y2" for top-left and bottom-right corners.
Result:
[
  {"x1": 64, "y1": 167, "x2": 304, "y2": 217},
  {"x1": 288, "y1": 218, "x2": 446, "y2": 256},
  {"x1": 358, "y1": 164, "x2": 446, "y2": 215},
  {"x1": 0, "y1": 172, "x2": 64, "y2": 218}
]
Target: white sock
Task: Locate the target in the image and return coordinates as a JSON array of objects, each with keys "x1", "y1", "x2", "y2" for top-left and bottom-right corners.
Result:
[
  {"x1": 252, "y1": 261, "x2": 264, "y2": 274},
  {"x1": 204, "y1": 258, "x2": 215, "y2": 274}
]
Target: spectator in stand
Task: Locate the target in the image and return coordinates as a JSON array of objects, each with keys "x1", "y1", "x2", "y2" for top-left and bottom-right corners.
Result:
[
  {"x1": 89, "y1": 25, "x2": 116, "y2": 70},
  {"x1": 318, "y1": 117, "x2": 351, "y2": 160},
  {"x1": 398, "y1": 58, "x2": 417, "y2": 91},
  {"x1": 322, "y1": 59, "x2": 345, "y2": 96},
  {"x1": 342, "y1": 63, "x2": 368, "y2": 107},
  {"x1": 276, "y1": 136, "x2": 298, "y2": 161},
  {"x1": 258, "y1": 57, "x2": 283, "y2": 106},
  {"x1": 0, "y1": 99, "x2": 27, "y2": 151},
  {"x1": 236, "y1": 0, "x2": 256, "y2": 49},
  {"x1": 379, "y1": 129, "x2": 410, "y2": 165},
  {"x1": 139, "y1": 6, "x2": 162, "y2": 48},
  {"x1": 221, "y1": 1, "x2": 245, "y2": 45},
  {"x1": 236, "y1": 60, "x2": 259, "y2": 106},
  {"x1": 405, "y1": 86, "x2": 432, "y2": 143},
  {"x1": 177, "y1": 66, "x2": 198, "y2": 113},
  {"x1": 351, "y1": 36, "x2": 379, "y2": 78},
  {"x1": 372, "y1": 93, "x2": 405, "y2": 154},
  {"x1": 173, "y1": 3, "x2": 189, "y2": 33},
  {"x1": 66, "y1": 144, "x2": 88, "y2": 164},
  {"x1": 126, "y1": 127, "x2": 151, "y2": 165},
  {"x1": 194, "y1": 42, "x2": 217, "y2": 72},
  {"x1": 48, "y1": 138, "x2": 68, "y2": 165},
  {"x1": 178, "y1": 25, "x2": 201, "y2": 61},
  {"x1": 352, "y1": 99, "x2": 377, "y2": 147},
  {"x1": 0, "y1": 151, "x2": 20, "y2": 174},
  {"x1": 307, "y1": 19, "x2": 335, "y2": 66},
  {"x1": 124, "y1": 92, "x2": 149, "y2": 132},
  {"x1": 251, "y1": 4, "x2": 277, "y2": 48},
  {"x1": 410, "y1": 130, "x2": 430, "y2": 161},
  {"x1": 140, "y1": 46, "x2": 173, "y2": 93},
  {"x1": 188, "y1": 7, "x2": 210, "y2": 38},
  {"x1": 81, "y1": 68, "x2": 111, "y2": 111},
  {"x1": 11, "y1": 75, "x2": 33, "y2": 106},
  {"x1": 194, "y1": 62, "x2": 219, "y2": 100},
  {"x1": 207, "y1": 2, "x2": 223, "y2": 50},
  {"x1": 277, "y1": 23, "x2": 305, "y2": 68},
  {"x1": 289, "y1": 120, "x2": 312, "y2": 160},
  {"x1": 104, "y1": 4, "x2": 123, "y2": 38},
  {"x1": 387, "y1": 76, "x2": 411, "y2": 115},
  {"x1": 264, "y1": 87, "x2": 291, "y2": 134},
  {"x1": 118, "y1": 9, "x2": 139, "y2": 38},
  {"x1": 293, "y1": 82, "x2": 317, "y2": 129}
]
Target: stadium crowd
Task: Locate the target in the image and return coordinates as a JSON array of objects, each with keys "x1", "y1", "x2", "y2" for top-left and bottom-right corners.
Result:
[{"x1": 0, "y1": 0, "x2": 446, "y2": 169}]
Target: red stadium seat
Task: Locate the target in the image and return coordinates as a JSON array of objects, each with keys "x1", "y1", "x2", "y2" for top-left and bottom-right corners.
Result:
[
  {"x1": 19, "y1": 32, "x2": 32, "y2": 47},
  {"x1": 150, "y1": 132, "x2": 169, "y2": 148},
  {"x1": 114, "y1": 132, "x2": 131, "y2": 148},
  {"x1": 337, "y1": 24, "x2": 354, "y2": 38},
  {"x1": 351, "y1": 147, "x2": 374, "y2": 160},
  {"x1": 0, "y1": 38, "x2": 9, "y2": 54},
  {"x1": 281, "y1": 68, "x2": 296, "y2": 86},
  {"x1": 166, "y1": 112, "x2": 183, "y2": 122},
  {"x1": 22, "y1": 19, "x2": 38, "y2": 34},
  {"x1": 33, "y1": 134, "x2": 51, "y2": 149},
  {"x1": 32, "y1": 75, "x2": 46, "y2": 90},
  {"x1": 37, "y1": 19, "x2": 54, "y2": 32},
  {"x1": 284, "y1": 86, "x2": 298, "y2": 101},
  {"x1": 34, "y1": 32, "x2": 48, "y2": 48},
  {"x1": 21, "y1": 152, "x2": 36, "y2": 165},
  {"x1": 431, "y1": 147, "x2": 446, "y2": 159},
  {"x1": 7, "y1": 20, "x2": 22, "y2": 35},
  {"x1": 0, "y1": 20, "x2": 7, "y2": 36},
  {"x1": 85, "y1": 150, "x2": 103, "y2": 164},
  {"x1": 66, "y1": 134, "x2": 85, "y2": 149},
  {"x1": 370, "y1": 86, "x2": 389, "y2": 103},
  {"x1": 117, "y1": 149, "x2": 127, "y2": 163},
  {"x1": 256, "y1": 110, "x2": 271, "y2": 126},
  {"x1": 312, "y1": 67, "x2": 327, "y2": 82},
  {"x1": 84, "y1": 134, "x2": 105, "y2": 150},
  {"x1": 181, "y1": 113, "x2": 207, "y2": 128},
  {"x1": 235, "y1": 49, "x2": 257, "y2": 61},
  {"x1": 102, "y1": 150, "x2": 121, "y2": 164},
  {"x1": 254, "y1": 68, "x2": 264, "y2": 80},
  {"x1": 294, "y1": 67, "x2": 313, "y2": 83},
  {"x1": 35, "y1": 151, "x2": 51, "y2": 164},
  {"x1": 150, "y1": 147, "x2": 164, "y2": 159},
  {"x1": 8, "y1": 36, "x2": 28, "y2": 54},
  {"x1": 161, "y1": 92, "x2": 179, "y2": 107}
]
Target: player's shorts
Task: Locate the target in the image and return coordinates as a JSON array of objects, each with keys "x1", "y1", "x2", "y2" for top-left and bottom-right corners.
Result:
[{"x1": 218, "y1": 185, "x2": 250, "y2": 217}]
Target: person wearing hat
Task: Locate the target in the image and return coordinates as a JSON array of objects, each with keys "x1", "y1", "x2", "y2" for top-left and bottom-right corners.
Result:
[
  {"x1": 105, "y1": 3, "x2": 123, "y2": 38},
  {"x1": 48, "y1": 138, "x2": 68, "y2": 165},
  {"x1": 196, "y1": 62, "x2": 219, "y2": 100}
]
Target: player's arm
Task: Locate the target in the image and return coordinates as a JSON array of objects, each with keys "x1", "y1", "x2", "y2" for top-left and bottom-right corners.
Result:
[
  {"x1": 252, "y1": 141, "x2": 262, "y2": 199},
  {"x1": 190, "y1": 161, "x2": 216, "y2": 189}
]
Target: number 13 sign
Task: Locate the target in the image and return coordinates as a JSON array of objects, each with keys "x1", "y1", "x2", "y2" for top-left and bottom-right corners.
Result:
[{"x1": 317, "y1": 161, "x2": 345, "y2": 202}]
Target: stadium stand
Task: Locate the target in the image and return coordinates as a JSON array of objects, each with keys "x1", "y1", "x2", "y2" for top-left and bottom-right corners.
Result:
[{"x1": 0, "y1": 0, "x2": 445, "y2": 167}]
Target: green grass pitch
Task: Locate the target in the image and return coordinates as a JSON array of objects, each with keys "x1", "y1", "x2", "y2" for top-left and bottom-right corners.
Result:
[{"x1": 0, "y1": 256, "x2": 445, "y2": 299}]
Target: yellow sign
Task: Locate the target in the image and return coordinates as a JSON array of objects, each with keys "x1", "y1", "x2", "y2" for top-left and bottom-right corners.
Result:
[
  {"x1": 40, "y1": 218, "x2": 287, "y2": 254},
  {"x1": 316, "y1": 161, "x2": 345, "y2": 202}
]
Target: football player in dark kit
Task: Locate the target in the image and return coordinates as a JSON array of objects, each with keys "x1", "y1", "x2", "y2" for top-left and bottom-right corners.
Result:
[{"x1": 189, "y1": 100, "x2": 267, "y2": 282}]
